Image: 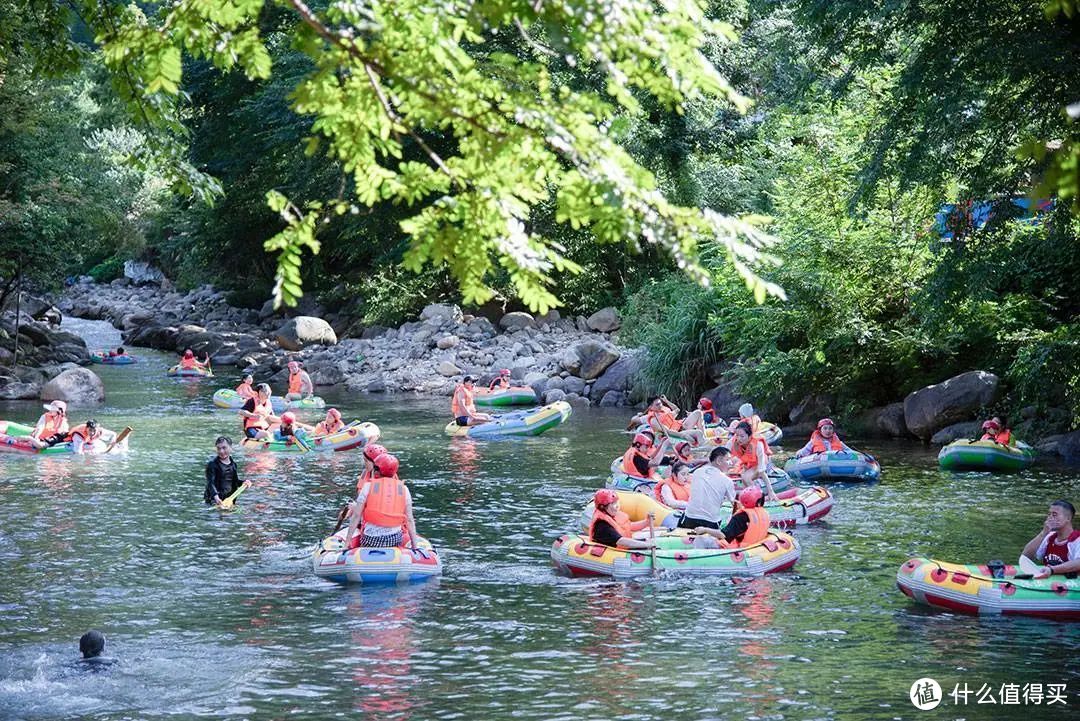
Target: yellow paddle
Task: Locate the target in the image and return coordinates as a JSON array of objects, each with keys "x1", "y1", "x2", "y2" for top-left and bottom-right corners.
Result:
[
  {"x1": 104, "y1": 427, "x2": 133, "y2": 454},
  {"x1": 219, "y1": 481, "x2": 250, "y2": 510}
]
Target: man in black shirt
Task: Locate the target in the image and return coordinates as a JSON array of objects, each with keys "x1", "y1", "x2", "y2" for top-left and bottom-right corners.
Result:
[{"x1": 204, "y1": 436, "x2": 249, "y2": 507}]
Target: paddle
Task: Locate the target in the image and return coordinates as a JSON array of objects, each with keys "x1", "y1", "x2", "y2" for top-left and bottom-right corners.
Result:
[
  {"x1": 103, "y1": 426, "x2": 133, "y2": 454},
  {"x1": 330, "y1": 503, "x2": 351, "y2": 534},
  {"x1": 1018, "y1": 554, "x2": 1045, "y2": 577},
  {"x1": 219, "y1": 481, "x2": 249, "y2": 510},
  {"x1": 291, "y1": 431, "x2": 312, "y2": 453},
  {"x1": 648, "y1": 515, "x2": 658, "y2": 576}
]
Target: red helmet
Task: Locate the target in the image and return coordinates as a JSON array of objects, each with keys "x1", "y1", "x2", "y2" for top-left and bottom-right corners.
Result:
[
  {"x1": 698, "y1": 398, "x2": 713, "y2": 410},
  {"x1": 327, "y1": 407, "x2": 342, "y2": 420},
  {"x1": 633, "y1": 432, "x2": 653, "y2": 447},
  {"x1": 816, "y1": 417, "x2": 834, "y2": 430},
  {"x1": 363, "y1": 443, "x2": 387, "y2": 461},
  {"x1": 281, "y1": 411, "x2": 297, "y2": 424},
  {"x1": 738, "y1": 485, "x2": 763, "y2": 509},
  {"x1": 982, "y1": 419, "x2": 1000, "y2": 430},
  {"x1": 675, "y1": 441, "x2": 692, "y2": 456},
  {"x1": 374, "y1": 453, "x2": 399, "y2": 476},
  {"x1": 594, "y1": 488, "x2": 618, "y2": 507},
  {"x1": 500, "y1": 368, "x2": 511, "y2": 376}
]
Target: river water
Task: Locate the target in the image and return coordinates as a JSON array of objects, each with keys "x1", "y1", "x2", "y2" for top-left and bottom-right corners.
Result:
[{"x1": 0, "y1": 318, "x2": 1078, "y2": 720}]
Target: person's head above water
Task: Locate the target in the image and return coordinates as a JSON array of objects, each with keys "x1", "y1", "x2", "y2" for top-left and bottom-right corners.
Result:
[{"x1": 79, "y1": 630, "x2": 106, "y2": 659}]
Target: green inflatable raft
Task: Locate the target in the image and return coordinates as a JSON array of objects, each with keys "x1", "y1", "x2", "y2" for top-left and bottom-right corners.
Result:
[{"x1": 938, "y1": 439, "x2": 1035, "y2": 472}]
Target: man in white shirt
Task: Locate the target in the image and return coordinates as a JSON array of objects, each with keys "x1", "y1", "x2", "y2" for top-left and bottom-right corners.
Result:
[{"x1": 678, "y1": 446, "x2": 736, "y2": 529}]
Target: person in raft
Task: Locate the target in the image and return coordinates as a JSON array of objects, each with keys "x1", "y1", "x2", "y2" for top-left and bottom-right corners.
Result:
[
  {"x1": 979, "y1": 416, "x2": 1013, "y2": 445},
  {"x1": 29, "y1": 400, "x2": 70, "y2": 449},
  {"x1": 67, "y1": 419, "x2": 105, "y2": 454},
  {"x1": 313, "y1": 408, "x2": 345, "y2": 436},
  {"x1": 108, "y1": 346, "x2": 128, "y2": 358},
  {"x1": 273, "y1": 411, "x2": 313, "y2": 443},
  {"x1": 235, "y1": 374, "x2": 257, "y2": 400},
  {"x1": 660, "y1": 440, "x2": 706, "y2": 470},
  {"x1": 727, "y1": 421, "x2": 779, "y2": 501},
  {"x1": 692, "y1": 486, "x2": 771, "y2": 549},
  {"x1": 643, "y1": 395, "x2": 707, "y2": 447},
  {"x1": 284, "y1": 361, "x2": 314, "y2": 400},
  {"x1": 655, "y1": 461, "x2": 692, "y2": 510},
  {"x1": 621, "y1": 432, "x2": 665, "y2": 480},
  {"x1": 179, "y1": 348, "x2": 210, "y2": 370},
  {"x1": 204, "y1": 436, "x2": 250, "y2": 507},
  {"x1": 239, "y1": 383, "x2": 278, "y2": 440},
  {"x1": 451, "y1": 375, "x2": 494, "y2": 426},
  {"x1": 794, "y1": 418, "x2": 854, "y2": 458},
  {"x1": 344, "y1": 453, "x2": 420, "y2": 550},
  {"x1": 677, "y1": 446, "x2": 736, "y2": 530},
  {"x1": 488, "y1": 368, "x2": 512, "y2": 391},
  {"x1": 1022, "y1": 500, "x2": 1080, "y2": 579},
  {"x1": 355, "y1": 443, "x2": 388, "y2": 491},
  {"x1": 588, "y1": 488, "x2": 657, "y2": 549}
]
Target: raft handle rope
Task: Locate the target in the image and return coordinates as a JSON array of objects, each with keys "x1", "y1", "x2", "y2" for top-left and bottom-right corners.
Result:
[{"x1": 926, "y1": 561, "x2": 1074, "y2": 593}]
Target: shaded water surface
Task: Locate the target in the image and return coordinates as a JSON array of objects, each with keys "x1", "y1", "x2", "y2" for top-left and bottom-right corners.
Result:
[{"x1": 1, "y1": 318, "x2": 1078, "y2": 719}]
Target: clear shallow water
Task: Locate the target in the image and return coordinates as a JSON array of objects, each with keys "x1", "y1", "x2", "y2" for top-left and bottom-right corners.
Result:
[{"x1": 1, "y1": 318, "x2": 1078, "y2": 720}]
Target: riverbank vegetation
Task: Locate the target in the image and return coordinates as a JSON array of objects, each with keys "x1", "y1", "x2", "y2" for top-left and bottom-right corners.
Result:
[{"x1": 1, "y1": 0, "x2": 1077, "y2": 422}]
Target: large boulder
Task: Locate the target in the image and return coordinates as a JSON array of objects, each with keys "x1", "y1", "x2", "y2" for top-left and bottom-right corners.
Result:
[
  {"x1": 123, "y1": 260, "x2": 165, "y2": 285},
  {"x1": 275, "y1": 316, "x2": 338, "y2": 351},
  {"x1": 876, "y1": 403, "x2": 908, "y2": 438},
  {"x1": 930, "y1": 421, "x2": 982, "y2": 445},
  {"x1": 0, "y1": 372, "x2": 43, "y2": 400},
  {"x1": 586, "y1": 307, "x2": 622, "y2": 333},
  {"x1": 701, "y1": 380, "x2": 749, "y2": 421},
  {"x1": 499, "y1": 312, "x2": 536, "y2": 331},
  {"x1": 569, "y1": 340, "x2": 621, "y2": 381},
  {"x1": 1057, "y1": 430, "x2": 1080, "y2": 465},
  {"x1": 420, "y1": 303, "x2": 462, "y2": 323},
  {"x1": 903, "y1": 371, "x2": 1001, "y2": 440},
  {"x1": 590, "y1": 350, "x2": 643, "y2": 402},
  {"x1": 40, "y1": 367, "x2": 105, "y2": 406},
  {"x1": 788, "y1": 394, "x2": 834, "y2": 425}
]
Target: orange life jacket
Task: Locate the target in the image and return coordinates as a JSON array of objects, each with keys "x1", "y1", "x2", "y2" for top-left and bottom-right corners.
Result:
[
  {"x1": 243, "y1": 398, "x2": 274, "y2": 430},
  {"x1": 451, "y1": 385, "x2": 474, "y2": 417},
  {"x1": 654, "y1": 477, "x2": 691, "y2": 505},
  {"x1": 648, "y1": 409, "x2": 682, "y2": 431},
  {"x1": 810, "y1": 431, "x2": 844, "y2": 454},
  {"x1": 362, "y1": 476, "x2": 407, "y2": 529},
  {"x1": 66, "y1": 423, "x2": 101, "y2": 443},
  {"x1": 981, "y1": 429, "x2": 1012, "y2": 445},
  {"x1": 589, "y1": 507, "x2": 633, "y2": 544},
  {"x1": 737, "y1": 506, "x2": 770, "y2": 546},
  {"x1": 236, "y1": 382, "x2": 256, "y2": 399},
  {"x1": 732, "y1": 437, "x2": 766, "y2": 471},
  {"x1": 36, "y1": 412, "x2": 68, "y2": 439},
  {"x1": 180, "y1": 356, "x2": 198, "y2": 369},
  {"x1": 314, "y1": 419, "x2": 343, "y2": 436},
  {"x1": 288, "y1": 372, "x2": 303, "y2": 395},
  {"x1": 621, "y1": 447, "x2": 655, "y2": 478},
  {"x1": 740, "y1": 415, "x2": 762, "y2": 434}
]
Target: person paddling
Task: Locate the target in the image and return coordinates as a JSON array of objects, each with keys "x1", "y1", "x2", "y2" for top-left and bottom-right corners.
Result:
[
  {"x1": 451, "y1": 376, "x2": 493, "y2": 426},
  {"x1": 29, "y1": 400, "x2": 70, "y2": 449},
  {"x1": 313, "y1": 408, "x2": 345, "y2": 436},
  {"x1": 344, "y1": 453, "x2": 419, "y2": 551},
  {"x1": 239, "y1": 383, "x2": 277, "y2": 440},
  {"x1": 179, "y1": 348, "x2": 209, "y2": 370},
  {"x1": 67, "y1": 419, "x2": 104, "y2": 454},
  {"x1": 794, "y1": 418, "x2": 853, "y2": 458},
  {"x1": 727, "y1": 421, "x2": 779, "y2": 501},
  {"x1": 693, "y1": 486, "x2": 771, "y2": 548},
  {"x1": 274, "y1": 411, "x2": 313, "y2": 442},
  {"x1": 588, "y1": 489, "x2": 656, "y2": 549},
  {"x1": 284, "y1": 361, "x2": 314, "y2": 401},
  {"x1": 204, "y1": 436, "x2": 250, "y2": 508},
  {"x1": 1022, "y1": 500, "x2": 1080, "y2": 579},
  {"x1": 489, "y1": 368, "x2": 512, "y2": 391}
]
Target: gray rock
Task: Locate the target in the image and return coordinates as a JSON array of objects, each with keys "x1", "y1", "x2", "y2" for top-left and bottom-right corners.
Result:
[
  {"x1": 599, "y1": 390, "x2": 626, "y2": 407},
  {"x1": 123, "y1": 260, "x2": 166, "y2": 285},
  {"x1": 563, "y1": 376, "x2": 586, "y2": 395},
  {"x1": 701, "y1": 380, "x2": 749, "y2": 421},
  {"x1": 586, "y1": 307, "x2": 621, "y2": 333},
  {"x1": 259, "y1": 299, "x2": 278, "y2": 320},
  {"x1": 1056, "y1": 430, "x2": 1080, "y2": 464},
  {"x1": 40, "y1": 367, "x2": 105, "y2": 406},
  {"x1": 930, "y1": 421, "x2": 983, "y2": 445},
  {"x1": 437, "y1": 361, "x2": 463, "y2": 377},
  {"x1": 903, "y1": 370, "x2": 1001, "y2": 440},
  {"x1": 589, "y1": 350, "x2": 643, "y2": 402},
  {"x1": 361, "y1": 325, "x2": 390, "y2": 339},
  {"x1": 543, "y1": 388, "x2": 567, "y2": 404},
  {"x1": 308, "y1": 364, "x2": 346, "y2": 386},
  {"x1": 0, "y1": 373, "x2": 43, "y2": 400},
  {"x1": 789, "y1": 394, "x2": 834, "y2": 425},
  {"x1": 275, "y1": 316, "x2": 338, "y2": 351},
  {"x1": 1037, "y1": 435, "x2": 1063, "y2": 455},
  {"x1": 499, "y1": 312, "x2": 536, "y2": 331},
  {"x1": 571, "y1": 340, "x2": 621, "y2": 380},
  {"x1": 876, "y1": 403, "x2": 909, "y2": 438},
  {"x1": 559, "y1": 348, "x2": 581, "y2": 375},
  {"x1": 366, "y1": 377, "x2": 388, "y2": 393},
  {"x1": 420, "y1": 303, "x2": 462, "y2": 323},
  {"x1": 436, "y1": 334, "x2": 460, "y2": 350},
  {"x1": 545, "y1": 377, "x2": 565, "y2": 392},
  {"x1": 537, "y1": 310, "x2": 561, "y2": 325}
]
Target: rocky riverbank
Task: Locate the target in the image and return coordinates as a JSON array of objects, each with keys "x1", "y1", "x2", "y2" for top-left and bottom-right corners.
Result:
[
  {"x1": 0, "y1": 293, "x2": 90, "y2": 400},
  {"x1": 58, "y1": 277, "x2": 643, "y2": 407}
]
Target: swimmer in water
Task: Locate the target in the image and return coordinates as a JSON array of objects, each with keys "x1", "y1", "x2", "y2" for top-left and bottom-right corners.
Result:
[{"x1": 78, "y1": 630, "x2": 116, "y2": 667}]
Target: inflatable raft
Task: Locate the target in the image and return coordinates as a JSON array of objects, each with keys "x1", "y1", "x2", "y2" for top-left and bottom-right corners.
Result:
[
  {"x1": 578, "y1": 486, "x2": 834, "y2": 532},
  {"x1": 784, "y1": 450, "x2": 881, "y2": 481},
  {"x1": 167, "y1": 364, "x2": 213, "y2": 378},
  {"x1": 472, "y1": 386, "x2": 538, "y2": 407},
  {"x1": 897, "y1": 557, "x2": 1080, "y2": 620},
  {"x1": 0, "y1": 427, "x2": 129, "y2": 456},
  {"x1": 313, "y1": 529, "x2": 442, "y2": 584},
  {"x1": 212, "y1": 389, "x2": 324, "y2": 413},
  {"x1": 444, "y1": 401, "x2": 571, "y2": 438},
  {"x1": 552, "y1": 528, "x2": 800, "y2": 579},
  {"x1": 938, "y1": 440, "x2": 1035, "y2": 472},
  {"x1": 240, "y1": 421, "x2": 379, "y2": 453},
  {"x1": 0, "y1": 421, "x2": 34, "y2": 438},
  {"x1": 608, "y1": 457, "x2": 793, "y2": 495},
  {"x1": 90, "y1": 351, "x2": 137, "y2": 365},
  {"x1": 705, "y1": 421, "x2": 783, "y2": 446}
]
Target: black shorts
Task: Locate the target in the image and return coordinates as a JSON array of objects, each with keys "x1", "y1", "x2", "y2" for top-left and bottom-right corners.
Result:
[
  {"x1": 455, "y1": 416, "x2": 469, "y2": 426},
  {"x1": 678, "y1": 515, "x2": 719, "y2": 530},
  {"x1": 244, "y1": 427, "x2": 260, "y2": 439}
]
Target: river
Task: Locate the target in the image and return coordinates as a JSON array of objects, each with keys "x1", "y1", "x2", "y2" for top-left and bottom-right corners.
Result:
[{"x1": 0, "y1": 318, "x2": 1077, "y2": 720}]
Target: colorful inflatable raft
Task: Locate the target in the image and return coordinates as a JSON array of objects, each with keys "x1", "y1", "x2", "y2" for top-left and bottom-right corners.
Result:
[
  {"x1": 608, "y1": 457, "x2": 793, "y2": 495},
  {"x1": 897, "y1": 557, "x2": 1080, "y2": 620},
  {"x1": 313, "y1": 529, "x2": 442, "y2": 584},
  {"x1": 0, "y1": 421, "x2": 34, "y2": 437},
  {"x1": 577, "y1": 486, "x2": 834, "y2": 532},
  {"x1": 167, "y1": 364, "x2": 214, "y2": 378},
  {"x1": 937, "y1": 440, "x2": 1035, "y2": 472},
  {"x1": 472, "y1": 386, "x2": 538, "y2": 407},
  {"x1": 90, "y1": 351, "x2": 137, "y2": 365},
  {"x1": 444, "y1": 401, "x2": 571, "y2": 438},
  {"x1": 240, "y1": 421, "x2": 380, "y2": 453},
  {"x1": 784, "y1": 450, "x2": 881, "y2": 481},
  {"x1": 551, "y1": 527, "x2": 800, "y2": 579},
  {"x1": 0, "y1": 427, "x2": 129, "y2": 456},
  {"x1": 212, "y1": 389, "x2": 325, "y2": 413}
]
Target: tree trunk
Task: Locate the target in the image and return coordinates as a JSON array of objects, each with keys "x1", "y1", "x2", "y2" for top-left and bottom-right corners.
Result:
[{"x1": 10, "y1": 261, "x2": 21, "y2": 369}]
